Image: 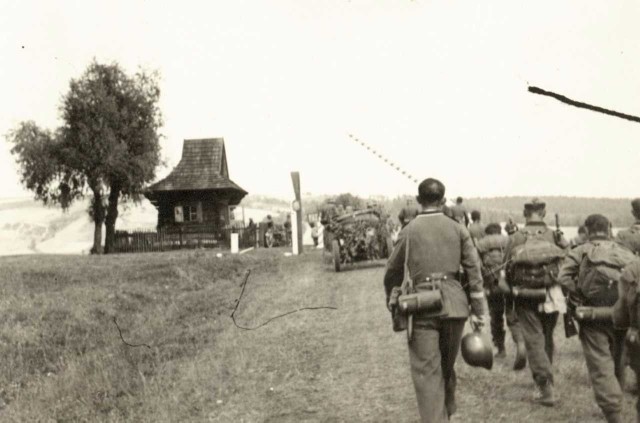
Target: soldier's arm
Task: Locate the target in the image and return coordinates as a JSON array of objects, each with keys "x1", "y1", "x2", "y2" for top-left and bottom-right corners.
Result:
[
  {"x1": 503, "y1": 234, "x2": 517, "y2": 285},
  {"x1": 615, "y1": 230, "x2": 630, "y2": 250},
  {"x1": 383, "y1": 232, "x2": 406, "y2": 305},
  {"x1": 460, "y1": 227, "x2": 486, "y2": 316},
  {"x1": 556, "y1": 247, "x2": 582, "y2": 294},
  {"x1": 554, "y1": 230, "x2": 570, "y2": 249}
]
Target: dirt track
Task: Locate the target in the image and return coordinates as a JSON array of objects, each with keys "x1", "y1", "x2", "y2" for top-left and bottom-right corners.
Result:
[{"x1": 213, "y1": 249, "x2": 637, "y2": 422}]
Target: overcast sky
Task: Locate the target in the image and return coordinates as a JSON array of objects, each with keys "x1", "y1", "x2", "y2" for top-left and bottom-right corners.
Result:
[{"x1": 1, "y1": 1, "x2": 639, "y2": 201}]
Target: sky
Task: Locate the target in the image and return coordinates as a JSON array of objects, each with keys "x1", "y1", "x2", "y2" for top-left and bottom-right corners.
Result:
[{"x1": 1, "y1": 0, "x2": 639, "y2": 201}]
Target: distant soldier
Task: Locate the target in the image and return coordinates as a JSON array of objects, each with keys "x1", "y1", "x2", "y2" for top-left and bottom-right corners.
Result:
[
  {"x1": 615, "y1": 198, "x2": 640, "y2": 254},
  {"x1": 398, "y1": 199, "x2": 420, "y2": 229},
  {"x1": 504, "y1": 217, "x2": 519, "y2": 235},
  {"x1": 450, "y1": 197, "x2": 470, "y2": 227},
  {"x1": 570, "y1": 225, "x2": 588, "y2": 249},
  {"x1": 558, "y1": 214, "x2": 637, "y2": 423},
  {"x1": 504, "y1": 199, "x2": 568, "y2": 406},
  {"x1": 284, "y1": 215, "x2": 292, "y2": 246},
  {"x1": 476, "y1": 223, "x2": 526, "y2": 369},
  {"x1": 468, "y1": 210, "x2": 486, "y2": 242},
  {"x1": 310, "y1": 222, "x2": 319, "y2": 247},
  {"x1": 384, "y1": 178, "x2": 485, "y2": 422},
  {"x1": 613, "y1": 259, "x2": 640, "y2": 423}
]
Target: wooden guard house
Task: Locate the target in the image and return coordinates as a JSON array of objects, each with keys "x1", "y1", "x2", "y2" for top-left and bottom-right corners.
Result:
[{"x1": 144, "y1": 138, "x2": 248, "y2": 236}]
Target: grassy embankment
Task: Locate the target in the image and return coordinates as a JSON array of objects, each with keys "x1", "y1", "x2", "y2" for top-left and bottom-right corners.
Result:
[{"x1": 1, "y1": 248, "x2": 638, "y2": 422}]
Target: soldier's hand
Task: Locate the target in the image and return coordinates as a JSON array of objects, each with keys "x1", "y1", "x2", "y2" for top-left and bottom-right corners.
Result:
[
  {"x1": 470, "y1": 314, "x2": 485, "y2": 332},
  {"x1": 626, "y1": 328, "x2": 639, "y2": 346},
  {"x1": 497, "y1": 271, "x2": 511, "y2": 295}
]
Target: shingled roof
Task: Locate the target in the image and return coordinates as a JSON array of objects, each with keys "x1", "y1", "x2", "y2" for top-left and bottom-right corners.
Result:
[{"x1": 146, "y1": 138, "x2": 247, "y2": 194}]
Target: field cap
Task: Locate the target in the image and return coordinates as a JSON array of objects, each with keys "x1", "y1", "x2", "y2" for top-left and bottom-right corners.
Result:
[{"x1": 524, "y1": 198, "x2": 546, "y2": 212}]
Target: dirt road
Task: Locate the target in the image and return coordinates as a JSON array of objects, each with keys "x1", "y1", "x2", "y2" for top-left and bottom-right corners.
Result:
[
  {"x1": 213, "y1": 249, "x2": 635, "y2": 422},
  {"x1": 2, "y1": 249, "x2": 635, "y2": 422}
]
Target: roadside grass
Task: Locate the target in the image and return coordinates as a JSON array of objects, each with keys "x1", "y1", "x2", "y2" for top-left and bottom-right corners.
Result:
[{"x1": 1, "y1": 248, "x2": 638, "y2": 422}]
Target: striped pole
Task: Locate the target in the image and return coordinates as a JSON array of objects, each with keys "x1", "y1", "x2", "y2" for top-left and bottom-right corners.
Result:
[{"x1": 347, "y1": 134, "x2": 419, "y2": 184}]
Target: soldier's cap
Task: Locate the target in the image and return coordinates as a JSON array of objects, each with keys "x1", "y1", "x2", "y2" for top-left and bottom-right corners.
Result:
[
  {"x1": 632, "y1": 198, "x2": 640, "y2": 214},
  {"x1": 524, "y1": 198, "x2": 546, "y2": 212}
]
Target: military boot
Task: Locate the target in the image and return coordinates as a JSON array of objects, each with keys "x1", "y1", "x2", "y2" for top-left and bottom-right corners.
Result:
[
  {"x1": 533, "y1": 382, "x2": 555, "y2": 407},
  {"x1": 513, "y1": 337, "x2": 527, "y2": 371}
]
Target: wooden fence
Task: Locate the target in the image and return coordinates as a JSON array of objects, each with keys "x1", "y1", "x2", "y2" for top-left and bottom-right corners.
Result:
[{"x1": 112, "y1": 225, "x2": 257, "y2": 254}]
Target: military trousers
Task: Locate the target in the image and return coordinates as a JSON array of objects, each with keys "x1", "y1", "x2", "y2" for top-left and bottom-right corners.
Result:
[
  {"x1": 487, "y1": 293, "x2": 523, "y2": 349},
  {"x1": 515, "y1": 303, "x2": 558, "y2": 386},
  {"x1": 409, "y1": 318, "x2": 466, "y2": 423},
  {"x1": 578, "y1": 322, "x2": 625, "y2": 417},
  {"x1": 626, "y1": 340, "x2": 640, "y2": 420}
]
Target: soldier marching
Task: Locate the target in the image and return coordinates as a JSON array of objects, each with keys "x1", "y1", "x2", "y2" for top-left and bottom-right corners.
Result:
[{"x1": 384, "y1": 183, "x2": 640, "y2": 422}]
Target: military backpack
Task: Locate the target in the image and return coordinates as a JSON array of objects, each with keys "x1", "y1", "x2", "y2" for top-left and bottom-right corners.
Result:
[
  {"x1": 509, "y1": 228, "x2": 566, "y2": 289},
  {"x1": 577, "y1": 241, "x2": 637, "y2": 307}
]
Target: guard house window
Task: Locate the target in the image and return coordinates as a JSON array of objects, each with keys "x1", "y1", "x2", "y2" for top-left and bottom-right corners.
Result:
[{"x1": 183, "y1": 205, "x2": 199, "y2": 222}]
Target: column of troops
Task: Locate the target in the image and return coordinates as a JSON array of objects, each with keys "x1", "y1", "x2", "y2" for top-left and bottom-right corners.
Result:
[{"x1": 385, "y1": 178, "x2": 640, "y2": 423}]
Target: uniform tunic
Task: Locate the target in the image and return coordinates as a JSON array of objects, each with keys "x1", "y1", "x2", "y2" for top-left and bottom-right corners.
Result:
[
  {"x1": 468, "y1": 222, "x2": 486, "y2": 242},
  {"x1": 615, "y1": 222, "x2": 640, "y2": 254},
  {"x1": 398, "y1": 205, "x2": 420, "y2": 228},
  {"x1": 476, "y1": 234, "x2": 522, "y2": 350},
  {"x1": 504, "y1": 221, "x2": 567, "y2": 388},
  {"x1": 557, "y1": 238, "x2": 626, "y2": 419},
  {"x1": 615, "y1": 261, "x2": 640, "y2": 420},
  {"x1": 384, "y1": 210, "x2": 485, "y2": 423}
]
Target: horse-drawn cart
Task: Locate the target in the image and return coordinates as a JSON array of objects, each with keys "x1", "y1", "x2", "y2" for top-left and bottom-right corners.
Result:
[{"x1": 322, "y1": 209, "x2": 394, "y2": 272}]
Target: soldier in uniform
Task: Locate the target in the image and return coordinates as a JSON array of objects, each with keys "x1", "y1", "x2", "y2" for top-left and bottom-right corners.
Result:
[
  {"x1": 398, "y1": 198, "x2": 420, "y2": 229},
  {"x1": 468, "y1": 210, "x2": 486, "y2": 242},
  {"x1": 450, "y1": 196, "x2": 470, "y2": 227},
  {"x1": 476, "y1": 223, "x2": 526, "y2": 369},
  {"x1": 570, "y1": 225, "x2": 588, "y2": 249},
  {"x1": 503, "y1": 199, "x2": 568, "y2": 406},
  {"x1": 615, "y1": 198, "x2": 640, "y2": 254},
  {"x1": 557, "y1": 214, "x2": 631, "y2": 423},
  {"x1": 504, "y1": 217, "x2": 519, "y2": 235},
  {"x1": 614, "y1": 259, "x2": 640, "y2": 423},
  {"x1": 384, "y1": 178, "x2": 485, "y2": 423}
]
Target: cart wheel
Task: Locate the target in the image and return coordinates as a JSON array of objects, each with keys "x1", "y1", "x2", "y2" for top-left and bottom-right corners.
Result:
[
  {"x1": 332, "y1": 239, "x2": 341, "y2": 272},
  {"x1": 386, "y1": 237, "x2": 395, "y2": 258}
]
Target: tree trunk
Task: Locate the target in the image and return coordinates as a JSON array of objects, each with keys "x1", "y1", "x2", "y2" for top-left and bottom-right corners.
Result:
[
  {"x1": 104, "y1": 186, "x2": 120, "y2": 254},
  {"x1": 90, "y1": 190, "x2": 105, "y2": 255}
]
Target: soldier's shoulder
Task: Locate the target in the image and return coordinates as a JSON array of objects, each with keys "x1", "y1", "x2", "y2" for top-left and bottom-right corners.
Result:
[{"x1": 622, "y1": 259, "x2": 640, "y2": 280}]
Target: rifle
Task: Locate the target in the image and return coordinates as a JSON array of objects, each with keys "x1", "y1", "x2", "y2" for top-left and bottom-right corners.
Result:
[
  {"x1": 554, "y1": 213, "x2": 562, "y2": 245},
  {"x1": 563, "y1": 291, "x2": 583, "y2": 338}
]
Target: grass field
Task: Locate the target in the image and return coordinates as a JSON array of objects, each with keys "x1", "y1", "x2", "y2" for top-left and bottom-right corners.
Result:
[{"x1": 0, "y1": 248, "x2": 638, "y2": 422}]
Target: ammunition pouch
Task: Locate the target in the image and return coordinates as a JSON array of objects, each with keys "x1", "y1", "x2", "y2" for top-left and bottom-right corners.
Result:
[
  {"x1": 574, "y1": 306, "x2": 613, "y2": 322},
  {"x1": 512, "y1": 287, "x2": 547, "y2": 302}
]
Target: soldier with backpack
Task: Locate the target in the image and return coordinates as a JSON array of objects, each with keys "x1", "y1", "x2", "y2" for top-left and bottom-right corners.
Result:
[
  {"x1": 614, "y1": 259, "x2": 640, "y2": 423},
  {"x1": 503, "y1": 199, "x2": 568, "y2": 406},
  {"x1": 557, "y1": 214, "x2": 637, "y2": 423},
  {"x1": 615, "y1": 198, "x2": 640, "y2": 254},
  {"x1": 476, "y1": 223, "x2": 526, "y2": 369}
]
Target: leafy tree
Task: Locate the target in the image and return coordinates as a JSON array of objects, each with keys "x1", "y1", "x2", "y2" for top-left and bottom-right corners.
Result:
[
  {"x1": 7, "y1": 61, "x2": 162, "y2": 254},
  {"x1": 334, "y1": 193, "x2": 364, "y2": 210}
]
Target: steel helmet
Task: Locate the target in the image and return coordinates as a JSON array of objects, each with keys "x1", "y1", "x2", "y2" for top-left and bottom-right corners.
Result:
[{"x1": 461, "y1": 331, "x2": 493, "y2": 370}]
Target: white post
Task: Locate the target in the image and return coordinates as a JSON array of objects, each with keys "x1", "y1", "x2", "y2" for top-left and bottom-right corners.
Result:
[
  {"x1": 291, "y1": 209, "x2": 299, "y2": 255},
  {"x1": 231, "y1": 233, "x2": 239, "y2": 254}
]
